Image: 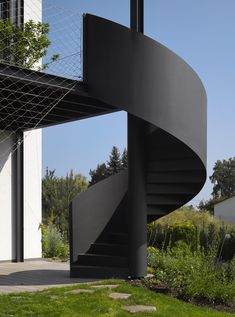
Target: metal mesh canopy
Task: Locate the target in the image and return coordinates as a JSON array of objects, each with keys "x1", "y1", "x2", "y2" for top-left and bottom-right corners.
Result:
[{"x1": 0, "y1": 0, "x2": 116, "y2": 160}]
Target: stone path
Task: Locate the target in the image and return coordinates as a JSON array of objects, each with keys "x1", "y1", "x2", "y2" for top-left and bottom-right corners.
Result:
[
  {"x1": 66, "y1": 288, "x2": 95, "y2": 294},
  {"x1": 0, "y1": 263, "x2": 157, "y2": 314},
  {"x1": 92, "y1": 285, "x2": 157, "y2": 314},
  {"x1": 123, "y1": 305, "x2": 157, "y2": 313},
  {"x1": 90, "y1": 284, "x2": 119, "y2": 289},
  {"x1": 109, "y1": 292, "x2": 131, "y2": 299}
]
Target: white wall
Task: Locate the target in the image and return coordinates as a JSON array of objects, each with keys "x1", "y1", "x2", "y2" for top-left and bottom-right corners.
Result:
[
  {"x1": 24, "y1": 0, "x2": 42, "y2": 23},
  {"x1": 0, "y1": 132, "x2": 13, "y2": 261},
  {"x1": 23, "y1": 0, "x2": 42, "y2": 259},
  {"x1": 24, "y1": 129, "x2": 42, "y2": 259},
  {"x1": 0, "y1": 0, "x2": 43, "y2": 261},
  {"x1": 214, "y1": 196, "x2": 235, "y2": 224},
  {"x1": 0, "y1": 129, "x2": 42, "y2": 261}
]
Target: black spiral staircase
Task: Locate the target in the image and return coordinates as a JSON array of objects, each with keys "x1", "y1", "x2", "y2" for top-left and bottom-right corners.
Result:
[
  {"x1": 0, "y1": 6, "x2": 206, "y2": 276},
  {"x1": 69, "y1": 13, "x2": 207, "y2": 279}
]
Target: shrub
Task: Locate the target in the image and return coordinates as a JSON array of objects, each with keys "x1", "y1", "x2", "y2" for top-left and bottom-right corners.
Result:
[
  {"x1": 148, "y1": 207, "x2": 235, "y2": 260},
  {"x1": 147, "y1": 242, "x2": 235, "y2": 304},
  {"x1": 40, "y1": 223, "x2": 69, "y2": 259}
]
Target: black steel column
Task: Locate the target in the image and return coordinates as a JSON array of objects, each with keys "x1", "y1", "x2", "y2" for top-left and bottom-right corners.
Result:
[
  {"x1": 128, "y1": 0, "x2": 147, "y2": 278},
  {"x1": 14, "y1": 131, "x2": 24, "y2": 262}
]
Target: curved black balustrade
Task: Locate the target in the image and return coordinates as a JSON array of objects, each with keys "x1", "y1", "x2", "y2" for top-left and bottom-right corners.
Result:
[{"x1": 70, "y1": 14, "x2": 207, "y2": 278}]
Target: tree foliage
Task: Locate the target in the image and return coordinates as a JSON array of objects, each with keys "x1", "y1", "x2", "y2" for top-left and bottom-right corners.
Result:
[
  {"x1": 0, "y1": 19, "x2": 58, "y2": 69},
  {"x1": 42, "y1": 168, "x2": 88, "y2": 234},
  {"x1": 121, "y1": 147, "x2": 128, "y2": 169},
  {"x1": 89, "y1": 146, "x2": 128, "y2": 186},
  {"x1": 107, "y1": 146, "x2": 122, "y2": 174},
  {"x1": 198, "y1": 157, "x2": 235, "y2": 213},
  {"x1": 210, "y1": 157, "x2": 235, "y2": 199}
]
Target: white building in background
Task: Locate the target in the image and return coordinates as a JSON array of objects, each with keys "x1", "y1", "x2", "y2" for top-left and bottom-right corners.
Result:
[
  {"x1": 214, "y1": 196, "x2": 235, "y2": 224},
  {"x1": 0, "y1": 0, "x2": 42, "y2": 261}
]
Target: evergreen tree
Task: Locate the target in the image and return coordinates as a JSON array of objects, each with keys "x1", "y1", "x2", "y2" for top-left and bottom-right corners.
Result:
[
  {"x1": 107, "y1": 146, "x2": 122, "y2": 174},
  {"x1": 121, "y1": 147, "x2": 128, "y2": 169},
  {"x1": 89, "y1": 163, "x2": 109, "y2": 186},
  {"x1": 89, "y1": 146, "x2": 128, "y2": 186}
]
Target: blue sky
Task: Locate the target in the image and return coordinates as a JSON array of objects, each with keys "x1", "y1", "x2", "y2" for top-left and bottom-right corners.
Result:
[{"x1": 42, "y1": 0, "x2": 235, "y2": 205}]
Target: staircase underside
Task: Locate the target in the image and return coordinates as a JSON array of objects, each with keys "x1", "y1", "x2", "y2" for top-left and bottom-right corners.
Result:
[{"x1": 0, "y1": 63, "x2": 116, "y2": 131}]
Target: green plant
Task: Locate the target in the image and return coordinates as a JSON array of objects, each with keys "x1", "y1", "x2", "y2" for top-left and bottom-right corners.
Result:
[
  {"x1": 148, "y1": 207, "x2": 235, "y2": 260},
  {"x1": 0, "y1": 19, "x2": 59, "y2": 70},
  {"x1": 0, "y1": 280, "x2": 231, "y2": 317},
  {"x1": 40, "y1": 223, "x2": 69, "y2": 259},
  {"x1": 147, "y1": 242, "x2": 235, "y2": 304}
]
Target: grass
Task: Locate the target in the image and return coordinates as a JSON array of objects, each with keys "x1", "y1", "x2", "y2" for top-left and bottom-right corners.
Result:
[{"x1": 0, "y1": 280, "x2": 234, "y2": 316}]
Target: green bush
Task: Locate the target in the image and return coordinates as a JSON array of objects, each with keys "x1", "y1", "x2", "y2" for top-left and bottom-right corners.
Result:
[
  {"x1": 148, "y1": 207, "x2": 235, "y2": 260},
  {"x1": 147, "y1": 242, "x2": 235, "y2": 304},
  {"x1": 40, "y1": 223, "x2": 69, "y2": 259}
]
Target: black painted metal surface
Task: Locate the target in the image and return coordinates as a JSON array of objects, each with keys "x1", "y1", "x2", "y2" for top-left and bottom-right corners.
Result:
[
  {"x1": 13, "y1": 131, "x2": 24, "y2": 262},
  {"x1": 70, "y1": 14, "x2": 207, "y2": 278},
  {"x1": 0, "y1": 64, "x2": 117, "y2": 131},
  {"x1": 128, "y1": 0, "x2": 147, "y2": 277},
  {"x1": 0, "y1": 11, "x2": 206, "y2": 277}
]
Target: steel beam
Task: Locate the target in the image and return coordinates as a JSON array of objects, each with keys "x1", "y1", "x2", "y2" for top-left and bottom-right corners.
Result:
[{"x1": 128, "y1": 0, "x2": 147, "y2": 278}]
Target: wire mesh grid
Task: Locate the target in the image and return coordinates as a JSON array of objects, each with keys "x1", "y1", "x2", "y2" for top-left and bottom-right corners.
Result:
[{"x1": 0, "y1": 0, "x2": 83, "y2": 164}]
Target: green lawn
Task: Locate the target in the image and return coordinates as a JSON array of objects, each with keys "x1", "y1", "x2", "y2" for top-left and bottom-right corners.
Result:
[{"x1": 0, "y1": 280, "x2": 234, "y2": 317}]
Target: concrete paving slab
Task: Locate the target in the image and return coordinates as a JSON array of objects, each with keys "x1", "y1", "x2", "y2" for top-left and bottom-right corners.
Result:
[
  {"x1": 65, "y1": 289, "x2": 94, "y2": 294},
  {"x1": 123, "y1": 305, "x2": 157, "y2": 313},
  {"x1": 0, "y1": 260, "x2": 99, "y2": 294},
  {"x1": 109, "y1": 292, "x2": 131, "y2": 299},
  {"x1": 91, "y1": 284, "x2": 119, "y2": 289}
]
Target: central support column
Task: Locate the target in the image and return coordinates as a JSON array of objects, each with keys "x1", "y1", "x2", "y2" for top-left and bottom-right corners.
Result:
[
  {"x1": 14, "y1": 131, "x2": 24, "y2": 262},
  {"x1": 128, "y1": 0, "x2": 147, "y2": 278}
]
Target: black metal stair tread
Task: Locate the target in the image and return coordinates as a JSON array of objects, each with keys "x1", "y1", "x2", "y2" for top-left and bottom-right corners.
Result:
[
  {"x1": 70, "y1": 264, "x2": 129, "y2": 278},
  {"x1": 147, "y1": 209, "x2": 166, "y2": 216},
  {"x1": 147, "y1": 190, "x2": 196, "y2": 195},
  {"x1": 110, "y1": 233, "x2": 127, "y2": 236},
  {"x1": 147, "y1": 178, "x2": 203, "y2": 184},
  {"x1": 89, "y1": 242, "x2": 128, "y2": 256},
  {"x1": 108, "y1": 232, "x2": 128, "y2": 244},
  {"x1": 147, "y1": 166, "x2": 203, "y2": 172},
  {"x1": 77, "y1": 253, "x2": 127, "y2": 259},
  {"x1": 91, "y1": 242, "x2": 127, "y2": 247},
  {"x1": 146, "y1": 183, "x2": 199, "y2": 194},
  {"x1": 147, "y1": 205, "x2": 180, "y2": 215},
  {"x1": 147, "y1": 201, "x2": 183, "y2": 206},
  {"x1": 76, "y1": 253, "x2": 128, "y2": 268},
  {"x1": 148, "y1": 156, "x2": 195, "y2": 162},
  {"x1": 71, "y1": 264, "x2": 128, "y2": 269},
  {"x1": 148, "y1": 151, "x2": 194, "y2": 160}
]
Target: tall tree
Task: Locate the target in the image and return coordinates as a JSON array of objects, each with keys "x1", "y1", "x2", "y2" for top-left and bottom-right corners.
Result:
[
  {"x1": 42, "y1": 168, "x2": 88, "y2": 234},
  {"x1": 89, "y1": 146, "x2": 128, "y2": 186},
  {"x1": 89, "y1": 163, "x2": 109, "y2": 186},
  {"x1": 210, "y1": 157, "x2": 235, "y2": 199},
  {"x1": 107, "y1": 146, "x2": 122, "y2": 174},
  {"x1": 121, "y1": 147, "x2": 128, "y2": 169},
  {"x1": 198, "y1": 157, "x2": 235, "y2": 213},
  {"x1": 0, "y1": 19, "x2": 59, "y2": 69}
]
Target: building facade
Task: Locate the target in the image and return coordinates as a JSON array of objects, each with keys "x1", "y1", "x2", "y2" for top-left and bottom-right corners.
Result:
[
  {"x1": 0, "y1": 0, "x2": 42, "y2": 261},
  {"x1": 214, "y1": 196, "x2": 235, "y2": 224}
]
